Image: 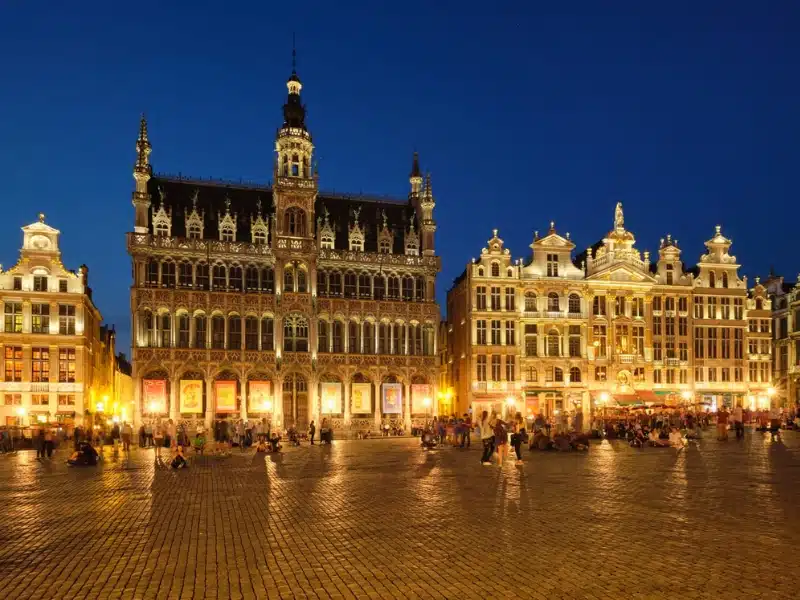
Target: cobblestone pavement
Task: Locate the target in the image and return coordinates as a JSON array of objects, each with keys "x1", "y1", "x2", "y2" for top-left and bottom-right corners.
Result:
[{"x1": 0, "y1": 430, "x2": 798, "y2": 600}]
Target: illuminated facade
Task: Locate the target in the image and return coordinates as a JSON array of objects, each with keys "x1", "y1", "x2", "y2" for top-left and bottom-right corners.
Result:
[
  {"x1": 128, "y1": 63, "x2": 441, "y2": 433},
  {"x1": 446, "y1": 204, "x2": 771, "y2": 421},
  {"x1": 0, "y1": 215, "x2": 119, "y2": 426},
  {"x1": 766, "y1": 274, "x2": 799, "y2": 408}
]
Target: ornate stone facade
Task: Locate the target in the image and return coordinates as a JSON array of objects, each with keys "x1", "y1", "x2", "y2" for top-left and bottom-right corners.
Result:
[
  {"x1": 127, "y1": 66, "x2": 441, "y2": 434},
  {"x1": 446, "y1": 204, "x2": 772, "y2": 421}
]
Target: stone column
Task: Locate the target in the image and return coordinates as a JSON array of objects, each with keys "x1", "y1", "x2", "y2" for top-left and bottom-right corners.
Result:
[
  {"x1": 273, "y1": 377, "x2": 283, "y2": 430},
  {"x1": 343, "y1": 380, "x2": 351, "y2": 426},
  {"x1": 240, "y1": 376, "x2": 248, "y2": 422},
  {"x1": 309, "y1": 376, "x2": 319, "y2": 428},
  {"x1": 404, "y1": 381, "x2": 411, "y2": 430},
  {"x1": 374, "y1": 380, "x2": 381, "y2": 428},
  {"x1": 169, "y1": 376, "x2": 179, "y2": 423},
  {"x1": 204, "y1": 376, "x2": 214, "y2": 431},
  {"x1": 133, "y1": 376, "x2": 142, "y2": 429}
]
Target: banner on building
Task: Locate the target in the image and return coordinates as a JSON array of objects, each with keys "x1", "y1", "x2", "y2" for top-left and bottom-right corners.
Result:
[
  {"x1": 248, "y1": 381, "x2": 272, "y2": 413},
  {"x1": 142, "y1": 379, "x2": 167, "y2": 414},
  {"x1": 320, "y1": 382, "x2": 342, "y2": 414},
  {"x1": 525, "y1": 394, "x2": 540, "y2": 418},
  {"x1": 351, "y1": 383, "x2": 372, "y2": 414},
  {"x1": 411, "y1": 384, "x2": 433, "y2": 414},
  {"x1": 179, "y1": 380, "x2": 203, "y2": 413},
  {"x1": 214, "y1": 380, "x2": 237, "y2": 412},
  {"x1": 382, "y1": 383, "x2": 403, "y2": 414}
]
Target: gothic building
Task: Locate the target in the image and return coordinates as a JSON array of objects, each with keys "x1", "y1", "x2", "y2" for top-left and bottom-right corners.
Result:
[
  {"x1": 446, "y1": 204, "x2": 772, "y2": 421},
  {"x1": 127, "y1": 62, "x2": 441, "y2": 433}
]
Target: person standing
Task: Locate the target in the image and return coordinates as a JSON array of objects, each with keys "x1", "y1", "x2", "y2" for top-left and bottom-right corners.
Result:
[
  {"x1": 573, "y1": 409, "x2": 584, "y2": 434},
  {"x1": 494, "y1": 416, "x2": 509, "y2": 467},
  {"x1": 153, "y1": 422, "x2": 164, "y2": 459},
  {"x1": 44, "y1": 427, "x2": 54, "y2": 458},
  {"x1": 460, "y1": 413, "x2": 472, "y2": 448},
  {"x1": 732, "y1": 405, "x2": 744, "y2": 439},
  {"x1": 111, "y1": 421, "x2": 121, "y2": 455},
  {"x1": 309, "y1": 420, "x2": 316, "y2": 445},
  {"x1": 769, "y1": 405, "x2": 782, "y2": 441},
  {"x1": 35, "y1": 428, "x2": 46, "y2": 460},
  {"x1": 478, "y1": 411, "x2": 494, "y2": 465},
  {"x1": 121, "y1": 421, "x2": 132, "y2": 453},
  {"x1": 510, "y1": 412, "x2": 524, "y2": 465},
  {"x1": 716, "y1": 406, "x2": 730, "y2": 441}
]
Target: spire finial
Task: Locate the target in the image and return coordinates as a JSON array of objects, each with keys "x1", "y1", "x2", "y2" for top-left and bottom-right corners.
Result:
[
  {"x1": 38, "y1": 212, "x2": 45, "y2": 223},
  {"x1": 135, "y1": 113, "x2": 152, "y2": 171},
  {"x1": 614, "y1": 202, "x2": 624, "y2": 230},
  {"x1": 411, "y1": 151, "x2": 421, "y2": 178},
  {"x1": 256, "y1": 197, "x2": 262, "y2": 216}
]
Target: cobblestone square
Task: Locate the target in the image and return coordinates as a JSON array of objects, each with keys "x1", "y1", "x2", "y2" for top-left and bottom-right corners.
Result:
[{"x1": 0, "y1": 431, "x2": 798, "y2": 599}]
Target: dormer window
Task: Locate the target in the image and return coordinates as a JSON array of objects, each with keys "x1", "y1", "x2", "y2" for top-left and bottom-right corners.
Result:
[
  {"x1": 221, "y1": 226, "x2": 234, "y2": 242},
  {"x1": 253, "y1": 230, "x2": 267, "y2": 245},
  {"x1": 666, "y1": 264, "x2": 674, "y2": 285},
  {"x1": 321, "y1": 234, "x2": 334, "y2": 249},
  {"x1": 546, "y1": 254, "x2": 559, "y2": 277},
  {"x1": 405, "y1": 240, "x2": 418, "y2": 256},
  {"x1": 491, "y1": 262, "x2": 500, "y2": 277},
  {"x1": 188, "y1": 224, "x2": 201, "y2": 239},
  {"x1": 350, "y1": 238, "x2": 364, "y2": 252},
  {"x1": 379, "y1": 239, "x2": 391, "y2": 254},
  {"x1": 155, "y1": 222, "x2": 169, "y2": 237}
]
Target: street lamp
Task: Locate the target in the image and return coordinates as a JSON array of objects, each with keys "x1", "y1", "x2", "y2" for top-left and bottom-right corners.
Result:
[
  {"x1": 423, "y1": 396, "x2": 432, "y2": 423},
  {"x1": 681, "y1": 390, "x2": 692, "y2": 403},
  {"x1": 599, "y1": 392, "x2": 609, "y2": 404}
]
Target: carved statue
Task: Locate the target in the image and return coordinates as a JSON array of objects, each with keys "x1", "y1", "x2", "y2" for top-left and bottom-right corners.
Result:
[
  {"x1": 614, "y1": 202, "x2": 624, "y2": 230},
  {"x1": 190, "y1": 188, "x2": 199, "y2": 207},
  {"x1": 158, "y1": 186, "x2": 166, "y2": 205}
]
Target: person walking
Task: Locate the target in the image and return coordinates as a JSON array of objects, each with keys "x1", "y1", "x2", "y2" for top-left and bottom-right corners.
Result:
[
  {"x1": 144, "y1": 422, "x2": 153, "y2": 447},
  {"x1": 769, "y1": 405, "x2": 782, "y2": 441},
  {"x1": 35, "y1": 428, "x2": 46, "y2": 460},
  {"x1": 510, "y1": 412, "x2": 524, "y2": 465},
  {"x1": 478, "y1": 411, "x2": 494, "y2": 465},
  {"x1": 494, "y1": 415, "x2": 509, "y2": 467},
  {"x1": 111, "y1": 421, "x2": 121, "y2": 455},
  {"x1": 309, "y1": 420, "x2": 316, "y2": 445},
  {"x1": 121, "y1": 421, "x2": 133, "y2": 453},
  {"x1": 44, "y1": 427, "x2": 55, "y2": 458},
  {"x1": 716, "y1": 406, "x2": 730, "y2": 441}
]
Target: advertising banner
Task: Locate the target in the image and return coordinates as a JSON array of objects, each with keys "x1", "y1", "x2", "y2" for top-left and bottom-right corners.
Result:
[
  {"x1": 249, "y1": 381, "x2": 273, "y2": 412},
  {"x1": 179, "y1": 380, "x2": 203, "y2": 414},
  {"x1": 214, "y1": 380, "x2": 237, "y2": 412},
  {"x1": 382, "y1": 383, "x2": 403, "y2": 414},
  {"x1": 411, "y1": 384, "x2": 433, "y2": 414},
  {"x1": 142, "y1": 379, "x2": 167, "y2": 414},
  {"x1": 320, "y1": 382, "x2": 342, "y2": 413},
  {"x1": 351, "y1": 383, "x2": 372, "y2": 414}
]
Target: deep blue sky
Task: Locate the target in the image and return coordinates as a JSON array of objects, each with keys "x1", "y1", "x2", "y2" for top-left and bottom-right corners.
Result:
[{"x1": 2, "y1": 1, "x2": 799, "y2": 355}]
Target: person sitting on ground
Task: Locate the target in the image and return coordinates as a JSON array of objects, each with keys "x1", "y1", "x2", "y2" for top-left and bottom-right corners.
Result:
[
  {"x1": 569, "y1": 432, "x2": 590, "y2": 451},
  {"x1": 630, "y1": 428, "x2": 646, "y2": 448},
  {"x1": 648, "y1": 428, "x2": 669, "y2": 447},
  {"x1": 255, "y1": 437, "x2": 268, "y2": 453},
  {"x1": 269, "y1": 430, "x2": 281, "y2": 453},
  {"x1": 192, "y1": 432, "x2": 206, "y2": 454},
  {"x1": 67, "y1": 441, "x2": 99, "y2": 466},
  {"x1": 171, "y1": 445, "x2": 188, "y2": 469},
  {"x1": 551, "y1": 433, "x2": 571, "y2": 452},
  {"x1": 669, "y1": 426, "x2": 686, "y2": 448}
]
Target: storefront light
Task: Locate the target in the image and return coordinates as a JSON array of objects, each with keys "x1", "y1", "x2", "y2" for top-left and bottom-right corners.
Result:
[
  {"x1": 15, "y1": 407, "x2": 26, "y2": 417},
  {"x1": 263, "y1": 399, "x2": 272, "y2": 412},
  {"x1": 599, "y1": 392, "x2": 610, "y2": 403},
  {"x1": 96, "y1": 402, "x2": 104, "y2": 413}
]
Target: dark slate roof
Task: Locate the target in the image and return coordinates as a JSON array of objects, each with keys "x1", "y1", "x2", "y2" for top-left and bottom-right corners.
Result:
[{"x1": 147, "y1": 175, "x2": 416, "y2": 253}]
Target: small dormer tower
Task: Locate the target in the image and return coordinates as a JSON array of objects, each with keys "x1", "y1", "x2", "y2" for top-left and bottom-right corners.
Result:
[
  {"x1": 218, "y1": 197, "x2": 238, "y2": 242},
  {"x1": 405, "y1": 217, "x2": 420, "y2": 256},
  {"x1": 151, "y1": 187, "x2": 172, "y2": 237},
  {"x1": 250, "y1": 198, "x2": 269, "y2": 245},
  {"x1": 377, "y1": 210, "x2": 393, "y2": 254},
  {"x1": 318, "y1": 206, "x2": 335, "y2": 250},
  {"x1": 348, "y1": 206, "x2": 365, "y2": 252},
  {"x1": 185, "y1": 189, "x2": 205, "y2": 239}
]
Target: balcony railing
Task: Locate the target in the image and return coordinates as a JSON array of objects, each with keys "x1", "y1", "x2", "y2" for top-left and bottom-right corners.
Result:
[{"x1": 522, "y1": 310, "x2": 587, "y2": 319}]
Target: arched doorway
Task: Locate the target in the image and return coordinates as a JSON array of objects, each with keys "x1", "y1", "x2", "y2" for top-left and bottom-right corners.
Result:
[{"x1": 283, "y1": 373, "x2": 308, "y2": 429}]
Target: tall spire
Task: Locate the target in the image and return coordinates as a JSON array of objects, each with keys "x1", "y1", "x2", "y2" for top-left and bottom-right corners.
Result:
[
  {"x1": 409, "y1": 151, "x2": 422, "y2": 196},
  {"x1": 132, "y1": 113, "x2": 153, "y2": 233},
  {"x1": 135, "y1": 113, "x2": 151, "y2": 173},
  {"x1": 282, "y1": 35, "x2": 307, "y2": 131}
]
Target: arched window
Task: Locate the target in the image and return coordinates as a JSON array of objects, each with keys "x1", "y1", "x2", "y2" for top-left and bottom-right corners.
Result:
[
  {"x1": 159, "y1": 312, "x2": 170, "y2": 347},
  {"x1": 359, "y1": 273, "x2": 372, "y2": 299},
  {"x1": 245, "y1": 266, "x2": 259, "y2": 291},
  {"x1": 195, "y1": 263, "x2": 209, "y2": 290},
  {"x1": 317, "y1": 270, "x2": 328, "y2": 296},
  {"x1": 329, "y1": 271, "x2": 342, "y2": 297},
  {"x1": 283, "y1": 315, "x2": 309, "y2": 352},
  {"x1": 378, "y1": 323, "x2": 391, "y2": 354},
  {"x1": 477, "y1": 266, "x2": 484, "y2": 277},
  {"x1": 547, "y1": 292, "x2": 560, "y2": 312},
  {"x1": 161, "y1": 261, "x2": 176, "y2": 288},
  {"x1": 140, "y1": 310, "x2": 154, "y2": 347},
  {"x1": 344, "y1": 272, "x2": 357, "y2": 298},
  {"x1": 188, "y1": 223, "x2": 201, "y2": 239},
  {"x1": 155, "y1": 221, "x2": 169, "y2": 237},
  {"x1": 709, "y1": 272, "x2": 716, "y2": 288},
  {"x1": 379, "y1": 238, "x2": 392, "y2": 254},
  {"x1": 145, "y1": 259, "x2": 159, "y2": 287},
  {"x1": 415, "y1": 276, "x2": 425, "y2": 301},
  {"x1": 524, "y1": 292, "x2": 537, "y2": 312},
  {"x1": 244, "y1": 316, "x2": 259, "y2": 349},
  {"x1": 722, "y1": 272, "x2": 729, "y2": 288},
  {"x1": 220, "y1": 225, "x2": 234, "y2": 242},
  {"x1": 291, "y1": 153, "x2": 300, "y2": 177},
  {"x1": 177, "y1": 313, "x2": 190, "y2": 348},
  {"x1": 570, "y1": 367, "x2": 581, "y2": 383},
  {"x1": 296, "y1": 268, "x2": 307, "y2": 293},
  {"x1": 373, "y1": 275, "x2": 385, "y2": 300},
  {"x1": 422, "y1": 324, "x2": 435, "y2": 355},
  {"x1": 568, "y1": 294, "x2": 581, "y2": 314},
  {"x1": 283, "y1": 266, "x2": 294, "y2": 292},
  {"x1": 178, "y1": 261, "x2": 193, "y2": 287},
  {"x1": 260, "y1": 267, "x2": 274, "y2": 292},
  {"x1": 332, "y1": 321, "x2": 344, "y2": 353},
  {"x1": 348, "y1": 321, "x2": 360, "y2": 353},
  {"x1": 554, "y1": 367, "x2": 564, "y2": 382},
  {"x1": 193, "y1": 313, "x2": 206, "y2": 349},
  {"x1": 318, "y1": 320, "x2": 329, "y2": 353},
  {"x1": 547, "y1": 330, "x2": 560, "y2": 357},
  {"x1": 402, "y1": 276, "x2": 414, "y2": 301},
  {"x1": 284, "y1": 207, "x2": 306, "y2": 236},
  {"x1": 360, "y1": 322, "x2": 373, "y2": 354},
  {"x1": 387, "y1": 276, "x2": 400, "y2": 299},
  {"x1": 755, "y1": 298, "x2": 763, "y2": 310},
  {"x1": 212, "y1": 264, "x2": 226, "y2": 290},
  {"x1": 491, "y1": 262, "x2": 500, "y2": 277},
  {"x1": 260, "y1": 316, "x2": 274, "y2": 350},
  {"x1": 228, "y1": 314, "x2": 242, "y2": 349},
  {"x1": 507, "y1": 268, "x2": 513, "y2": 277},
  {"x1": 228, "y1": 265, "x2": 243, "y2": 291},
  {"x1": 211, "y1": 315, "x2": 225, "y2": 349},
  {"x1": 253, "y1": 229, "x2": 266, "y2": 245}
]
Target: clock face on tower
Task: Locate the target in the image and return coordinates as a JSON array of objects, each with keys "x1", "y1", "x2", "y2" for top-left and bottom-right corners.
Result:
[{"x1": 29, "y1": 235, "x2": 51, "y2": 250}]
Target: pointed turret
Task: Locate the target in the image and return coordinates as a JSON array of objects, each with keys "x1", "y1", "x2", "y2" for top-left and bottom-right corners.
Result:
[
  {"x1": 275, "y1": 41, "x2": 314, "y2": 180},
  {"x1": 419, "y1": 172, "x2": 437, "y2": 256},
  {"x1": 409, "y1": 151, "x2": 423, "y2": 197},
  {"x1": 132, "y1": 114, "x2": 152, "y2": 233}
]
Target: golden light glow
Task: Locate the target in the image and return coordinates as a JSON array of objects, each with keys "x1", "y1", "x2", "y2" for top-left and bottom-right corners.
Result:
[
  {"x1": 505, "y1": 396, "x2": 516, "y2": 406},
  {"x1": 263, "y1": 399, "x2": 273, "y2": 412},
  {"x1": 96, "y1": 402, "x2": 104, "y2": 413},
  {"x1": 599, "y1": 392, "x2": 610, "y2": 403},
  {"x1": 15, "y1": 407, "x2": 26, "y2": 417},
  {"x1": 681, "y1": 391, "x2": 692, "y2": 400},
  {"x1": 423, "y1": 397, "x2": 432, "y2": 407},
  {"x1": 767, "y1": 387, "x2": 776, "y2": 396}
]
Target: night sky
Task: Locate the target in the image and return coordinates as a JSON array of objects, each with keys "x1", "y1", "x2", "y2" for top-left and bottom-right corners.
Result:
[{"x1": 2, "y1": 2, "x2": 799, "y2": 355}]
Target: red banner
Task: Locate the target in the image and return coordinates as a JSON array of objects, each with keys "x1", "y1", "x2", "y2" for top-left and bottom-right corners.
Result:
[{"x1": 143, "y1": 379, "x2": 167, "y2": 414}]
